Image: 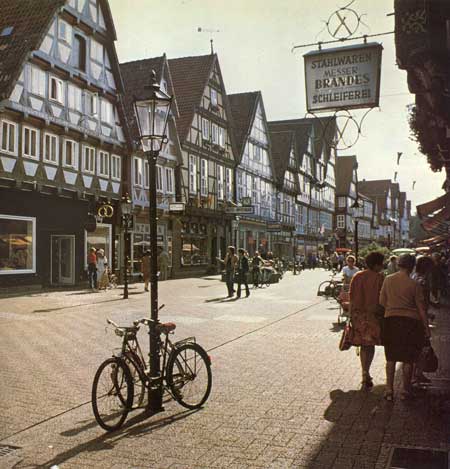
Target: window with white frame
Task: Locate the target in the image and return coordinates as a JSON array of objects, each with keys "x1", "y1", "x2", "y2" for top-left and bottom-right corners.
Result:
[
  {"x1": 237, "y1": 171, "x2": 243, "y2": 201},
  {"x1": 22, "y1": 126, "x2": 39, "y2": 159},
  {"x1": 133, "y1": 157, "x2": 142, "y2": 186},
  {"x1": 189, "y1": 155, "x2": 197, "y2": 193},
  {"x1": 218, "y1": 127, "x2": 225, "y2": 148},
  {"x1": 49, "y1": 76, "x2": 64, "y2": 104},
  {"x1": 289, "y1": 149, "x2": 296, "y2": 168},
  {"x1": 253, "y1": 144, "x2": 261, "y2": 162},
  {"x1": 30, "y1": 66, "x2": 46, "y2": 96},
  {"x1": 202, "y1": 118, "x2": 209, "y2": 141},
  {"x1": 156, "y1": 165, "x2": 163, "y2": 192},
  {"x1": 143, "y1": 160, "x2": 149, "y2": 188},
  {"x1": 111, "y1": 154, "x2": 121, "y2": 180},
  {"x1": 211, "y1": 123, "x2": 218, "y2": 144},
  {"x1": 58, "y1": 20, "x2": 71, "y2": 43},
  {"x1": 90, "y1": 39, "x2": 103, "y2": 62},
  {"x1": 43, "y1": 133, "x2": 58, "y2": 164},
  {"x1": 100, "y1": 99, "x2": 113, "y2": 125},
  {"x1": 1, "y1": 120, "x2": 17, "y2": 155},
  {"x1": 337, "y1": 214, "x2": 345, "y2": 229},
  {"x1": 225, "y1": 168, "x2": 232, "y2": 201},
  {"x1": 63, "y1": 139, "x2": 78, "y2": 168},
  {"x1": 165, "y1": 167, "x2": 174, "y2": 194},
  {"x1": 86, "y1": 92, "x2": 98, "y2": 116},
  {"x1": 200, "y1": 159, "x2": 208, "y2": 196},
  {"x1": 68, "y1": 84, "x2": 82, "y2": 111},
  {"x1": 217, "y1": 164, "x2": 224, "y2": 200},
  {"x1": 98, "y1": 150, "x2": 109, "y2": 177},
  {"x1": 210, "y1": 88, "x2": 218, "y2": 107},
  {"x1": 83, "y1": 145, "x2": 95, "y2": 173},
  {"x1": 0, "y1": 214, "x2": 36, "y2": 274},
  {"x1": 338, "y1": 196, "x2": 346, "y2": 208}
]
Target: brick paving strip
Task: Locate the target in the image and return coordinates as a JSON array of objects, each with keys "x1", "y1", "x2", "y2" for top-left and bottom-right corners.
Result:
[{"x1": 0, "y1": 272, "x2": 449, "y2": 468}]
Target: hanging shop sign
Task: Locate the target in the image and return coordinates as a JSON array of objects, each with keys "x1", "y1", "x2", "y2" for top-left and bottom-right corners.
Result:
[
  {"x1": 225, "y1": 206, "x2": 254, "y2": 214},
  {"x1": 304, "y1": 42, "x2": 383, "y2": 113}
]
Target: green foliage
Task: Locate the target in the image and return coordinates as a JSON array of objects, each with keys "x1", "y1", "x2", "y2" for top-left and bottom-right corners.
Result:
[{"x1": 359, "y1": 242, "x2": 390, "y2": 261}]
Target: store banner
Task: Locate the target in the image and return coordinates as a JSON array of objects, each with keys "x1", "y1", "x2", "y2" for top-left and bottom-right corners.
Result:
[{"x1": 304, "y1": 42, "x2": 383, "y2": 112}]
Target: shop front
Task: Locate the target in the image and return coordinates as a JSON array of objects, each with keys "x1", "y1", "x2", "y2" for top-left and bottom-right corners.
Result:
[
  {"x1": 236, "y1": 220, "x2": 269, "y2": 256},
  {"x1": 272, "y1": 230, "x2": 294, "y2": 260}
]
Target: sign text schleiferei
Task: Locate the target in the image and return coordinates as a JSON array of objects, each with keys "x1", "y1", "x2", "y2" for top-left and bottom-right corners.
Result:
[{"x1": 304, "y1": 43, "x2": 382, "y2": 113}]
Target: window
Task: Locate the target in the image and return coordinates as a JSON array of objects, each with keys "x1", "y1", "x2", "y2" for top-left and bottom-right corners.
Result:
[
  {"x1": 43, "y1": 133, "x2": 59, "y2": 164},
  {"x1": 225, "y1": 168, "x2": 232, "y2": 201},
  {"x1": 289, "y1": 149, "x2": 296, "y2": 168},
  {"x1": 156, "y1": 165, "x2": 163, "y2": 192},
  {"x1": 217, "y1": 164, "x2": 224, "y2": 200},
  {"x1": 101, "y1": 99, "x2": 113, "y2": 124},
  {"x1": 218, "y1": 127, "x2": 225, "y2": 148},
  {"x1": 142, "y1": 160, "x2": 149, "y2": 188},
  {"x1": 86, "y1": 92, "x2": 98, "y2": 116},
  {"x1": 74, "y1": 34, "x2": 86, "y2": 72},
  {"x1": 68, "y1": 84, "x2": 82, "y2": 111},
  {"x1": 98, "y1": 150, "x2": 109, "y2": 177},
  {"x1": 210, "y1": 88, "x2": 218, "y2": 107},
  {"x1": 133, "y1": 157, "x2": 142, "y2": 186},
  {"x1": 202, "y1": 118, "x2": 209, "y2": 140},
  {"x1": 200, "y1": 159, "x2": 208, "y2": 196},
  {"x1": 166, "y1": 168, "x2": 174, "y2": 194},
  {"x1": 58, "y1": 20, "x2": 71, "y2": 43},
  {"x1": 253, "y1": 145, "x2": 261, "y2": 162},
  {"x1": 189, "y1": 155, "x2": 197, "y2": 193},
  {"x1": 22, "y1": 127, "x2": 39, "y2": 159},
  {"x1": 63, "y1": 139, "x2": 78, "y2": 168},
  {"x1": 1, "y1": 120, "x2": 17, "y2": 155},
  {"x1": 90, "y1": 39, "x2": 103, "y2": 62},
  {"x1": 0, "y1": 215, "x2": 36, "y2": 274},
  {"x1": 338, "y1": 196, "x2": 346, "y2": 208},
  {"x1": 30, "y1": 66, "x2": 45, "y2": 96},
  {"x1": 49, "y1": 77, "x2": 64, "y2": 104},
  {"x1": 211, "y1": 123, "x2": 218, "y2": 144},
  {"x1": 83, "y1": 145, "x2": 95, "y2": 173},
  {"x1": 337, "y1": 214, "x2": 345, "y2": 229},
  {"x1": 111, "y1": 154, "x2": 121, "y2": 180}
]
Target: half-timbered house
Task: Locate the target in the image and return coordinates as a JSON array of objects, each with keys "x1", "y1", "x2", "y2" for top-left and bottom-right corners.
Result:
[
  {"x1": 168, "y1": 53, "x2": 236, "y2": 276},
  {"x1": 120, "y1": 54, "x2": 182, "y2": 279},
  {"x1": 0, "y1": 0, "x2": 129, "y2": 286},
  {"x1": 228, "y1": 91, "x2": 276, "y2": 256}
]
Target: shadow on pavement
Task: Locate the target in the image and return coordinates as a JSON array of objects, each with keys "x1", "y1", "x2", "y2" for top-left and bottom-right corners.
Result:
[
  {"x1": 36, "y1": 408, "x2": 200, "y2": 469},
  {"x1": 204, "y1": 296, "x2": 230, "y2": 303},
  {"x1": 32, "y1": 297, "x2": 124, "y2": 313},
  {"x1": 329, "y1": 322, "x2": 344, "y2": 333}
]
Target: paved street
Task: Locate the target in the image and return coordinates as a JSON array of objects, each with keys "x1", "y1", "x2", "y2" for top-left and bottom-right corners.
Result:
[{"x1": 0, "y1": 270, "x2": 449, "y2": 469}]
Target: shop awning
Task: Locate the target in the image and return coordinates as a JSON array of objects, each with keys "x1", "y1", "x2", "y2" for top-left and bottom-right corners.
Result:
[
  {"x1": 417, "y1": 192, "x2": 450, "y2": 219},
  {"x1": 422, "y1": 234, "x2": 448, "y2": 245}
]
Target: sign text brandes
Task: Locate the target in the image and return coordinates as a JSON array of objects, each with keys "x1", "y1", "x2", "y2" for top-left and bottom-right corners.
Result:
[{"x1": 304, "y1": 43, "x2": 383, "y2": 113}]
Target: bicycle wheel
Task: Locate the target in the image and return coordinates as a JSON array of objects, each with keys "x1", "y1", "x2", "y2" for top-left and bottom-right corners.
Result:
[
  {"x1": 317, "y1": 280, "x2": 333, "y2": 297},
  {"x1": 124, "y1": 351, "x2": 146, "y2": 408},
  {"x1": 92, "y1": 357, "x2": 133, "y2": 432},
  {"x1": 166, "y1": 343, "x2": 212, "y2": 409}
]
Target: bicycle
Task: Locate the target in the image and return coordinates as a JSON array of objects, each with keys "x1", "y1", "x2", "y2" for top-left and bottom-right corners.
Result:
[
  {"x1": 260, "y1": 267, "x2": 272, "y2": 287},
  {"x1": 317, "y1": 278, "x2": 343, "y2": 300},
  {"x1": 92, "y1": 306, "x2": 212, "y2": 432}
]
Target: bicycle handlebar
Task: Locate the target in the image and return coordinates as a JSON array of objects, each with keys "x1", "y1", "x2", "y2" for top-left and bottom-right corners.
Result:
[{"x1": 106, "y1": 304, "x2": 166, "y2": 330}]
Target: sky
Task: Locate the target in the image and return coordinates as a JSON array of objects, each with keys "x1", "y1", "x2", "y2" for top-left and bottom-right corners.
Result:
[{"x1": 109, "y1": 0, "x2": 443, "y2": 213}]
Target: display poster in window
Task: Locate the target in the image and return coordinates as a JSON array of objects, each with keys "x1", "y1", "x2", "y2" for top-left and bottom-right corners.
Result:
[
  {"x1": 0, "y1": 216, "x2": 35, "y2": 273},
  {"x1": 304, "y1": 43, "x2": 382, "y2": 113}
]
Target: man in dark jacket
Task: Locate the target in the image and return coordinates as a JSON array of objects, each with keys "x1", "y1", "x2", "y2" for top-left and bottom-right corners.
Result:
[{"x1": 236, "y1": 248, "x2": 250, "y2": 298}]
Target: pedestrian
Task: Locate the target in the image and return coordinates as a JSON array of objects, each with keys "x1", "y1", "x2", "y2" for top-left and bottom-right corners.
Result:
[
  {"x1": 342, "y1": 255, "x2": 359, "y2": 289},
  {"x1": 251, "y1": 251, "x2": 264, "y2": 288},
  {"x1": 348, "y1": 251, "x2": 385, "y2": 388},
  {"x1": 141, "y1": 250, "x2": 151, "y2": 292},
  {"x1": 331, "y1": 252, "x2": 339, "y2": 271},
  {"x1": 158, "y1": 246, "x2": 170, "y2": 281},
  {"x1": 236, "y1": 248, "x2": 250, "y2": 298},
  {"x1": 379, "y1": 254, "x2": 430, "y2": 401},
  {"x1": 96, "y1": 249, "x2": 109, "y2": 290},
  {"x1": 87, "y1": 247, "x2": 98, "y2": 291},
  {"x1": 221, "y1": 246, "x2": 238, "y2": 297},
  {"x1": 387, "y1": 255, "x2": 398, "y2": 275},
  {"x1": 338, "y1": 253, "x2": 345, "y2": 272}
]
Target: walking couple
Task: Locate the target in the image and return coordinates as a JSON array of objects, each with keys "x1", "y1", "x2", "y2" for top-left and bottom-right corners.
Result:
[
  {"x1": 347, "y1": 252, "x2": 431, "y2": 401},
  {"x1": 221, "y1": 246, "x2": 250, "y2": 298}
]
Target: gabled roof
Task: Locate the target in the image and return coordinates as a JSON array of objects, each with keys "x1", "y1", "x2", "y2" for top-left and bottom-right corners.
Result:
[
  {"x1": 228, "y1": 91, "x2": 259, "y2": 161},
  {"x1": 358, "y1": 179, "x2": 392, "y2": 198},
  {"x1": 167, "y1": 54, "x2": 216, "y2": 143},
  {"x1": 0, "y1": 0, "x2": 65, "y2": 99},
  {"x1": 335, "y1": 155, "x2": 357, "y2": 195},
  {"x1": 269, "y1": 130, "x2": 295, "y2": 186}
]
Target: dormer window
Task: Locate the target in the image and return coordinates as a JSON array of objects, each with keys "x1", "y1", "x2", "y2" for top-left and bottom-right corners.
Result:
[
  {"x1": 74, "y1": 34, "x2": 86, "y2": 72},
  {"x1": 49, "y1": 77, "x2": 64, "y2": 104}
]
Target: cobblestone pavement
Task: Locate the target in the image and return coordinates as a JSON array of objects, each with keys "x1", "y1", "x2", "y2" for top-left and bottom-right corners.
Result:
[{"x1": 0, "y1": 270, "x2": 449, "y2": 468}]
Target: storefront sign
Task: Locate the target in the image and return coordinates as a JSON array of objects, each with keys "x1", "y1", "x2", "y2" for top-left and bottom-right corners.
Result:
[
  {"x1": 225, "y1": 206, "x2": 254, "y2": 214},
  {"x1": 304, "y1": 42, "x2": 383, "y2": 112},
  {"x1": 169, "y1": 202, "x2": 185, "y2": 213},
  {"x1": 267, "y1": 223, "x2": 282, "y2": 232}
]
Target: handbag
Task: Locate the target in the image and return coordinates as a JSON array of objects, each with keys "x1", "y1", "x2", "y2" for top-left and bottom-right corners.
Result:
[
  {"x1": 339, "y1": 320, "x2": 354, "y2": 351},
  {"x1": 420, "y1": 339, "x2": 439, "y2": 373}
]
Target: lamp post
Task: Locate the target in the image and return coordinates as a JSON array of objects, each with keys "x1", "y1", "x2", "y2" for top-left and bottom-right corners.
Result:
[
  {"x1": 134, "y1": 70, "x2": 172, "y2": 413},
  {"x1": 350, "y1": 198, "x2": 363, "y2": 261},
  {"x1": 121, "y1": 194, "x2": 133, "y2": 299}
]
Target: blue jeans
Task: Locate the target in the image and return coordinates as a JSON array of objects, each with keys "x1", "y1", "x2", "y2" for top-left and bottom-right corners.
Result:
[{"x1": 88, "y1": 264, "x2": 97, "y2": 289}]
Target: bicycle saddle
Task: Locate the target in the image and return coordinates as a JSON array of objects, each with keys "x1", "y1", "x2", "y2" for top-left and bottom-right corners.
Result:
[{"x1": 156, "y1": 322, "x2": 176, "y2": 334}]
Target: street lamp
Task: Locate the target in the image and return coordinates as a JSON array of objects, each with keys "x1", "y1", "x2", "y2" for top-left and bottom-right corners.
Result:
[
  {"x1": 121, "y1": 194, "x2": 133, "y2": 299},
  {"x1": 350, "y1": 198, "x2": 363, "y2": 261},
  {"x1": 134, "y1": 69, "x2": 172, "y2": 413}
]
